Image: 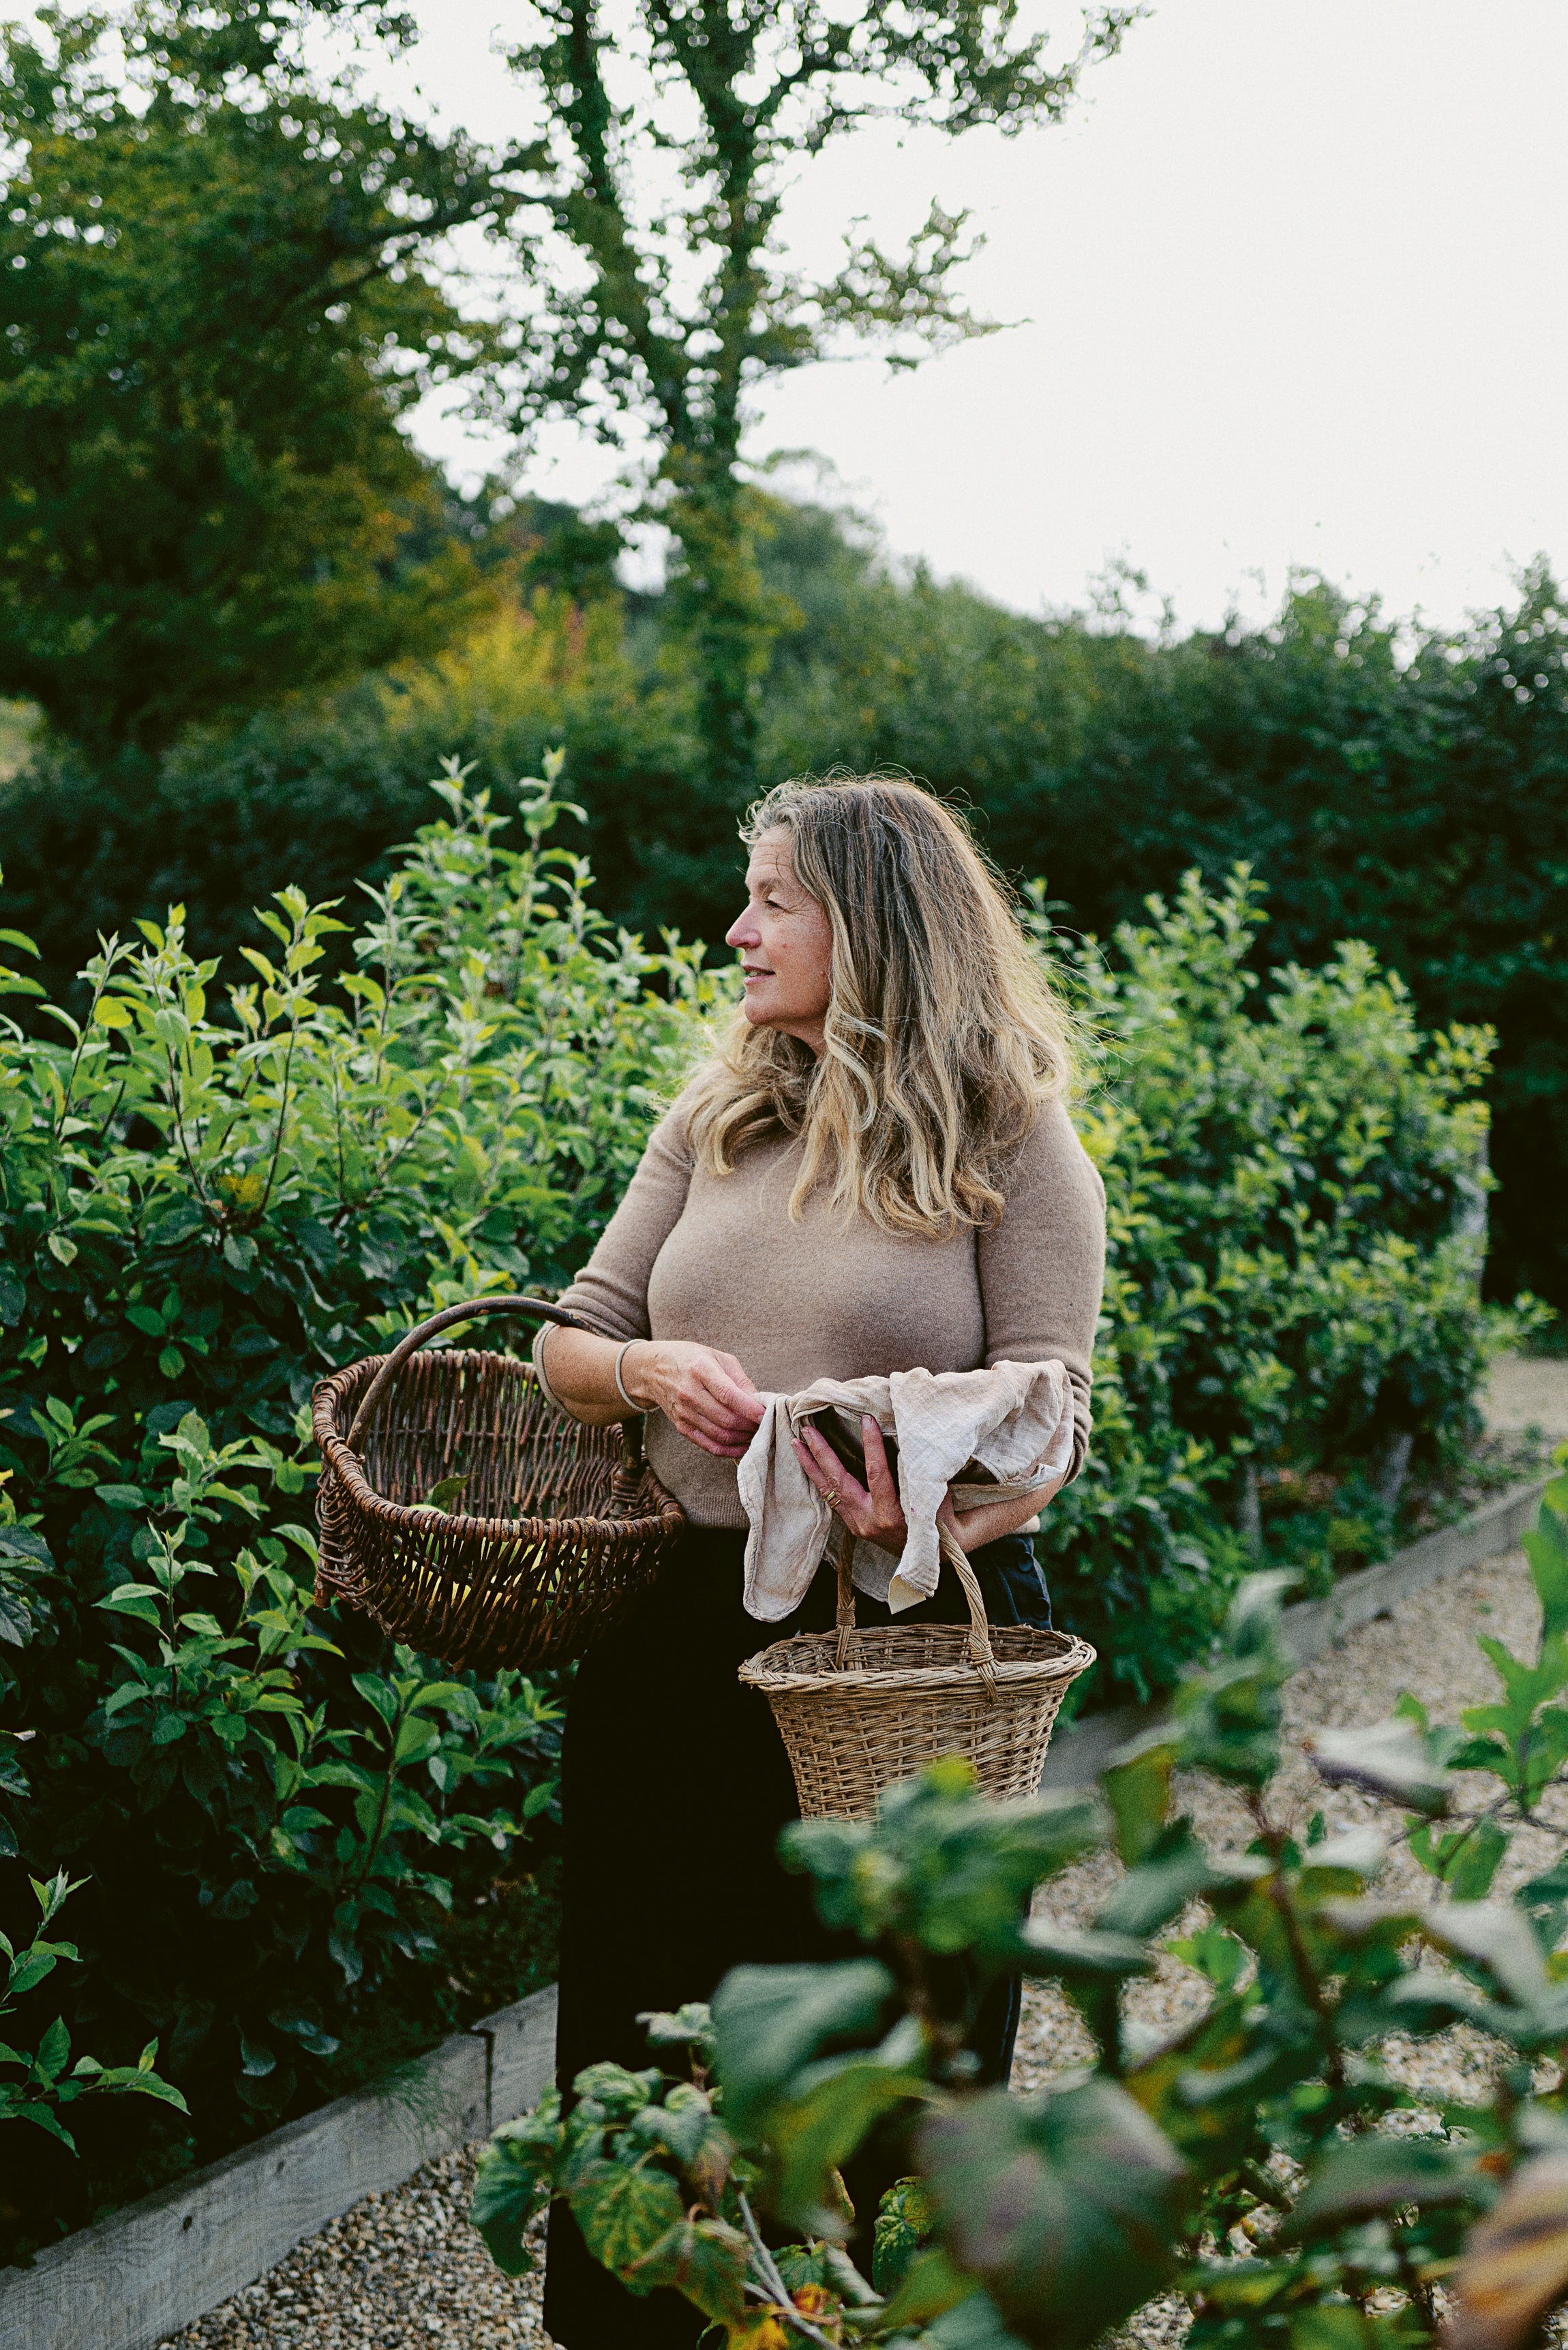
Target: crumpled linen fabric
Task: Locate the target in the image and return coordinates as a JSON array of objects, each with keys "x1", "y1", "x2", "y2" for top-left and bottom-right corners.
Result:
[{"x1": 736, "y1": 1359, "x2": 1075, "y2": 1623}]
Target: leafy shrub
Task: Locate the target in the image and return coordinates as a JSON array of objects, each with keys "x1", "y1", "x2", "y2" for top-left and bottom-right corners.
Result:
[
  {"x1": 2, "y1": 1868, "x2": 185, "y2": 2149},
  {"x1": 1040, "y1": 869, "x2": 1539, "y2": 1703},
  {"x1": 0, "y1": 757, "x2": 724, "y2": 2253},
  {"x1": 0, "y1": 753, "x2": 1533, "y2": 2254},
  {"x1": 474, "y1": 1472, "x2": 1568, "y2": 2350}
]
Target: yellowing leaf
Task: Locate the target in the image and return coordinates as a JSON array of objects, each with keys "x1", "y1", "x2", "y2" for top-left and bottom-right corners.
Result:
[{"x1": 1449, "y1": 2154, "x2": 1568, "y2": 2350}]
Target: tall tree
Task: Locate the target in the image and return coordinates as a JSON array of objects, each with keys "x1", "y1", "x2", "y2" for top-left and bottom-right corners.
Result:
[
  {"x1": 495, "y1": 0, "x2": 1141, "y2": 802},
  {"x1": 0, "y1": 3, "x2": 522, "y2": 756}
]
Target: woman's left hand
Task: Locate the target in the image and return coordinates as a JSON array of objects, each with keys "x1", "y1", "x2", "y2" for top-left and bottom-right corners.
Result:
[{"x1": 792, "y1": 1414, "x2": 908, "y2": 1552}]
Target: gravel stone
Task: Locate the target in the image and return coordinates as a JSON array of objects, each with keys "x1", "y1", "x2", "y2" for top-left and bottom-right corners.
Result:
[
  {"x1": 165, "y1": 1537, "x2": 1553, "y2": 2347},
  {"x1": 157, "y1": 2148, "x2": 549, "y2": 2348}
]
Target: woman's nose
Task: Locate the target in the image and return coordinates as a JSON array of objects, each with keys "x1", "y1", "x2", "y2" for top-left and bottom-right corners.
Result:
[{"x1": 726, "y1": 908, "x2": 759, "y2": 949}]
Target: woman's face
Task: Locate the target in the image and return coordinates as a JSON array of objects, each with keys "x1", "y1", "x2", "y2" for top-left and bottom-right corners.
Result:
[{"x1": 725, "y1": 827, "x2": 834, "y2": 1054}]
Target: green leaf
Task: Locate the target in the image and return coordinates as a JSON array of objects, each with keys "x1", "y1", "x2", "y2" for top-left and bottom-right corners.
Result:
[
  {"x1": 622, "y1": 2215, "x2": 751, "y2": 2321},
  {"x1": 1518, "y1": 1856, "x2": 1568, "y2": 1957},
  {"x1": 125, "y1": 1304, "x2": 166, "y2": 1338},
  {"x1": 770, "y1": 2040, "x2": 929, "y2": 2235},
  {"x1": 873, "y1": 2175, "x2": 935, "y2": 2298},
  {"x1": 404, "y1": 1681, "x2": 468, "y2": 1715},
  {"x1": 1409, "y1": 1816, "x2": 1509, "y2": 1901},
  {"x1": 12, "y1": 2102, "x2": 77, "y2": 2151},
  {"x1": 1303, "y1": 1719, "x2": 1452, "y2": 1816},
  {"x1": 921, "y1": 2076, "x2": 1190, "y2": 2350},
  {"x1": 95, "y1": 1586, "x2": 163, "y2": 1627},
  {"x1": 268, "y1": 2008, "x2": 340, "y2": 2058},
  {"x1": 710, "y1": 1959, "x2": 894, "y2": 2141},
  {"x1": 570, "y1": 2062, "x2": 666, "y2": 2123},
  {"x1": 473, "y1": 2090, "x2": 563, "y2": 2240},
  {"x1": 1285, "y1": 2133, "x2": 1481, "y2": 2236},
  {"x1": 35, "y1": 2015, "x2": 70, "y2": 2083},
  {"x1": 1101, "y1": 1730, "x2": 1176, "y2": 1867},
  {"x1": 569, "y1": 2159, "x2": 684, "y2": 2282},
  {"x1": 637, "y1": 2002, "x2": 715, "y2": 2055},
  {"x1": 624, "y1": 2086, "x2": 723, "y2": 2171},
  {"x1": 922, "y1": 2287, "x2": 1031, "y2": 2349},
  {"x1": 1424, "y1": 1901, "x2": 1552, "y2": 2010},
  {"x1": 1095, "y1": 1822, "x2": 1226, "y2": 1938},
  {"x1": 424, "y1": 1475, "x2": 470, "y2": 1513},
  {"x1": 1288, "y1": 2310, "x2": 1398, "y2": 2350},
  {"x1": 1526, "y1": 1500, "x2": 1568, "y2": 1646},
  {"x1": 1016, "y1": 1923, "x2": 1153, "y2": 1983},
  {"x1": 780, "y1": 1768, "x2": 1099, "y2": 1956},
  {"x1": 393, "y1": 1715, "x2": 440, "y2": 1766},
  {"x1": 350, "y1": 1672, "x2": 400, "y2": 1726}
]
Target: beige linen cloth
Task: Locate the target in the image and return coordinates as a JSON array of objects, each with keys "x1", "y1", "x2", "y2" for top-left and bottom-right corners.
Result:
[{"x1": 736, "y1": 1359, "x2": 1074, "y2": 1623}]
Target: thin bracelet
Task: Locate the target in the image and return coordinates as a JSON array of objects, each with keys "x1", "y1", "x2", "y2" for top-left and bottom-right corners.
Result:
[{"x1": 614, "y1": 1340, "x2": 641, "y2": 1413}]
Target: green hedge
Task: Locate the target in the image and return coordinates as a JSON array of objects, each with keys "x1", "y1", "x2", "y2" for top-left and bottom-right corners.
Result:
[
  {"x1": 0, "y1": 759, "x2": 722, "y2": 2254},
  {"x1": 0, "y1": 759, "x2": 1535, "y2": 2254},
  {"x1": 4, "y1": 511, "x2": 1565, "y2": 1306}
]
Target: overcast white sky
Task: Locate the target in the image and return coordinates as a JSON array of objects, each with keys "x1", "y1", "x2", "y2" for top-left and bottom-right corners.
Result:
[{"x1": 387, "y1": 1, "x2": 1568, "y2": 633}]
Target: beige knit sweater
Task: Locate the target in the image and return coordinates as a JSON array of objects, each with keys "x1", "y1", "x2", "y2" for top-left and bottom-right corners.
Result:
[{"x1": 535, "y1": 1086, "x2": 1106, "y2": 1530}]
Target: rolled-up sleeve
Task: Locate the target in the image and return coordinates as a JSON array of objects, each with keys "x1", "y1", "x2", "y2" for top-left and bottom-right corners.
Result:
[{"x1": 976, "y1": 1098, "x2": 1106, "y2": 1480}]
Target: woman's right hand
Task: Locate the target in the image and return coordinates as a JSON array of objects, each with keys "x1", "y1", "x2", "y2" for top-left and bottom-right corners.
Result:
[{"x1": 620, "y1": 1340, "x2": 766, "y2": 1460}]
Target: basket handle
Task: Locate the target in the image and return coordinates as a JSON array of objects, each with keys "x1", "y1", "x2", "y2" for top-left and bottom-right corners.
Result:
[
  {"x1": 343, "y1": 1295, "x2": 640, "y2": 1468},
  {"x1": 832, "y1": 1516, "x2": 999, "y2": 1703}
]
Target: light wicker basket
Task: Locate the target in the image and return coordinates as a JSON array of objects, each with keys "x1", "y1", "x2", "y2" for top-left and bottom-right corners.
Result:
[
  {"x1": 312, "y1": 1295, "x2": 683, "y2": 1674},
  {"x1": 738, "y1": 1522, "x2": 1094, "y2": 1820}
]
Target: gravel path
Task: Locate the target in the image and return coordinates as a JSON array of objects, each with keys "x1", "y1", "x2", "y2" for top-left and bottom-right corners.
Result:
[{"x1": 162, "y1": 1534, "x2": 1554, "y2": 2350}]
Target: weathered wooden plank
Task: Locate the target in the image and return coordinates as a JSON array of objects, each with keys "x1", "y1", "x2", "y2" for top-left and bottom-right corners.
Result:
[
  {"x1": 1279, "y1": 1477, "x2": 1549, "y2": 1667},
  {"x1": 477, "y1": 1983, "x2": 558, "y2": 2124},
  {"x1": 1, "y1": 2028, "x2": 491, "y2": 2350}
]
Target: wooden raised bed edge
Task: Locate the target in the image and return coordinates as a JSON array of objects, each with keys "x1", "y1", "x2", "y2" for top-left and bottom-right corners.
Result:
[
  {"x1": 1040, "y1": 1472, "x2": 1554, "y2": 1788},
  {"x1": 3, "y1": 1473, "x2": 1550, "y2": 2350},
  {"x1": 0, "y1": 1985, "x2": 558, "y2": 2350}
]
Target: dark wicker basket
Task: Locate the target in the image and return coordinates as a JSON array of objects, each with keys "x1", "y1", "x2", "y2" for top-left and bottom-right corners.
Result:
[{"x1": 312, "y1": 1295, "x2": 684, "y2": 1672}]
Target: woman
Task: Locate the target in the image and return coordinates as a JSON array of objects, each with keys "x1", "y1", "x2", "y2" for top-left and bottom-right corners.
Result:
[{"x1": 534, "y1": 777, "x2": 1106, "y2": 2345}]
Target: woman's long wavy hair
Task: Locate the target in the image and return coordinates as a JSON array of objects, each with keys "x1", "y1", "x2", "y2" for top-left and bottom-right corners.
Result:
[{"x1": 686, "y1": 777, "x2": 1080, "y2": 1239}]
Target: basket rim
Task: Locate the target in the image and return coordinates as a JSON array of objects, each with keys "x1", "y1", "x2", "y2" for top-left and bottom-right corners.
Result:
[
  {"x1": 314, "y1": 1353, "x2": 684, "y2": 1550},
  {"x1": 737, "y1": 1625, "x2": 1096, "y2": 1699}
]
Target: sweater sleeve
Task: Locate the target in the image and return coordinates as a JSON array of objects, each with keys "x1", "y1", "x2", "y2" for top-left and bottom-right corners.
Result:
[
  {"x1": 976, "y1": 1097, "x2": 1106, "y2": 1481},
  {"x1": 530, "y1": 1094, "x2": 696, "y2": 1385}
]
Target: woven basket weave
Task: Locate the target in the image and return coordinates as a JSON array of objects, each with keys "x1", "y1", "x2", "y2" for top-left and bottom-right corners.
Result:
[
  {"x1": 740, "y1": 1524, "x2": 1094, "y2": 1819},
  {"x1": 313, "y1": 1295, "x2": 683, "y2": 1673}
]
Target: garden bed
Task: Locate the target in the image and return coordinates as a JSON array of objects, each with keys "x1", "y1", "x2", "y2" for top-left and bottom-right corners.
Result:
[{"x1": 5, "y1": 1470, "x2": 1552, "y2": 2350}]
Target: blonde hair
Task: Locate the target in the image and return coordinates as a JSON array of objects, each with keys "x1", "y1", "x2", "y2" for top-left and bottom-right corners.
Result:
[{"x1": 686, "y1": 776, "x2": 1079, "y2": 1239}]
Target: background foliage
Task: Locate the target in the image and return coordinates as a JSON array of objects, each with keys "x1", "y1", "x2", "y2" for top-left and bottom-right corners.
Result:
[
  {"x1": 0, "y1": 757, "x2": 1530, "y2": 2250},
  {"x1": 0, "y1": 761, "x2": 719, "y2": 2255},
  {"x1": 0, "y1": 2, "x2": 525, "y2": 759},
  {"x1": 4, "y1": 498, "x2": 1565, "y2": 1306}
]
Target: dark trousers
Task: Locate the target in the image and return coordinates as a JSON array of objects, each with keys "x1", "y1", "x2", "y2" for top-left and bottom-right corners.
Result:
[{"x1": 542, "y1": 1526, "x2": 1053, "y2": 2349}]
